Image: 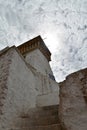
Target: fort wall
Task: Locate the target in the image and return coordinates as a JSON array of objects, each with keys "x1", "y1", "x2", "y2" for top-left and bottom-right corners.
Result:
[{"x1": 59, "y1": 69, "x2": 87, "y2": 130}]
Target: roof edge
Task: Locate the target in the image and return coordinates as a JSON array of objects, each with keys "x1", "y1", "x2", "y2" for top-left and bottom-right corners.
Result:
[{"x1": 17, "y1": 35, "x2": 51, "y2": 61}]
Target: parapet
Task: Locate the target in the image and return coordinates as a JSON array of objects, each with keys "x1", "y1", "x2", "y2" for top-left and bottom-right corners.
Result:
[{"x1": 17, "y1": 35, "x2": 51, "y2": 62}]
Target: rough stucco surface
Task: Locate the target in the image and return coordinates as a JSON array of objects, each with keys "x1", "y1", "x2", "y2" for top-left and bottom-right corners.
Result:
[
  {"x1": 25, "y1": 49, "x2": 53, "y2": 75},
  {"x1": 35, "y1": 72, "x2": 59, "y2": 106},
  {"x1": 0, "y1": 49, "x2": 13, "y2": 117},
  {"x1": 0, "y1": 48, "x2": 38, "y2": 130},
  {"x1": 25, "y1": 48, "x2": 59, "y2": 106},
  {"x1": 59, "y1": 68, "x2": 87, "y2": 130}
]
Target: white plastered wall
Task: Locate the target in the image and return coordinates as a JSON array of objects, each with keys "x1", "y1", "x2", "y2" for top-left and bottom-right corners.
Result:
[
  {"x1": 0, "y1": 48, "x2": 37, "y2": 130},
  {"x1": 25, "y1": 49, "x2": 53, "y2": 76}
]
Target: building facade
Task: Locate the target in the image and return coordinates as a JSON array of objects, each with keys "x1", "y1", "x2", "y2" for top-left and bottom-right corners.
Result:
[{"x1": 0, "y1": 36, "x2": 59, "y2": 130}]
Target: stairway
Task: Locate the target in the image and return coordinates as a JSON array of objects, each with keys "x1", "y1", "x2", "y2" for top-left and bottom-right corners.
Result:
[{"x1": 11, "y1": 105, "x2": 61, "y2": 130}]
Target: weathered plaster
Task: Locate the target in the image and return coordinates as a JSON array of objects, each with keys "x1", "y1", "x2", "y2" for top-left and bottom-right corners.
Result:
[
  {"x1": 25, "y1": 49, "x2": 53, "y2": 76},
  {"x1": 59, "y1": 68, "x2": 87, "y2": 130},
  {"x1": 0, "y1": 47, "x2": 59, "y2": 130}
]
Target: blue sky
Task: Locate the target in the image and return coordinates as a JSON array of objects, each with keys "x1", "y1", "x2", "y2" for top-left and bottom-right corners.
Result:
[{"x1": 0, "y1": 0, "x2": 87, "y2": 82}]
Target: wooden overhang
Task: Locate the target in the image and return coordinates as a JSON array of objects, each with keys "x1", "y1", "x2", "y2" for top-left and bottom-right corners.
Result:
[{"x1": 17, "y1": 35, "x2": 51, "y2": 61}]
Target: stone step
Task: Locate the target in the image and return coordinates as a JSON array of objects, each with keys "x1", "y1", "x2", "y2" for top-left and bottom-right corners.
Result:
[
  {"x1": 21, "y1": 111, "x2": 58, "y2": 120},
  {"x1": 28, "y1": 110, "x2": 58, "y2": 118},
  {"x1": 23, "y1": 105, "x2": 58, "y2": 118},
  {"x1": 11, "y1": 124, "x2": 61, "y2": 130},
  {"x1": 29, "y1": 105, "x2": 58, "y2": 112},
  {"x1": 23, "y1": 110, "x2": 58, "y2": 118},
  {"x1": 38, "y1": 105, "x2": 58, "y2": 111},
  {"x1": 14, "y1": 115, "x2": 59, "y2": 127}
]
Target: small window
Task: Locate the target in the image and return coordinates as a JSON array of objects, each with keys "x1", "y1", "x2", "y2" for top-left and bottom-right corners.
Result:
[{"x1": 49, "y1": 74, "x2": 55, "y2": 81}]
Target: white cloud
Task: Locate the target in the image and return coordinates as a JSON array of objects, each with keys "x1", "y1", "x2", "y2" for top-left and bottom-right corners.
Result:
[{"x1": 0, "y1": 0, "x2": 87, "y2": 82}]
